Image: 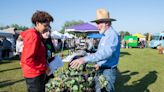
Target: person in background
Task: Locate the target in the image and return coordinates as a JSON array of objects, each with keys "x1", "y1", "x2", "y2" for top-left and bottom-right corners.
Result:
[
  {"x1": 16, "y1": 34, "x2": 23, "y2": 58},
  {"x1": 2, "y1": 37, "x2": 12, "y2": 59},
  {"x1": 57, "y1": 39, "x2": 62, "y2": 50},
  {"x1": 79, "y1": 36, "x2": 87, "y2": 50},
  {"x1": 86, "y1": 38, "x2": 97, "y2": 53},
  {"x1": 18, "y1": 11, "x2": 53, "y2": 92},
  {"x1": 41, "y1": 27, "x2": 55, "y2": 84},
  {"x1": 67, "y1": 37, "x2": 75, "y2": 55},
  {"x1": 70, "y1": 8, "x2": 120, "y2": 92},
  {"x1": 0, "y1": 39, "x2": 2, "y2": 60},
  {"x1": 51, "y1": 38, "x2": 58, "y2": 52}
]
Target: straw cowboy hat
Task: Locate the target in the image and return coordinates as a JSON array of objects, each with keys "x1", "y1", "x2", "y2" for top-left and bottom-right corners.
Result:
[{"x1": 91, "y1": 8, "x2": 116, "y2": 22}]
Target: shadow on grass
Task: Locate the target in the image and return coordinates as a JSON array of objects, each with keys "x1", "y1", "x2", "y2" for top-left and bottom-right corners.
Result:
[
  {"x1": 0, "y1": 60, "x2": 12, "y2": 64},
  {"x1": 0, "y1": 80, "x2": 10, "y2": 84},
  {"x1": 0, "y1": 55, "x2": 20, "y2": 64},
  {"x1": 10, "y1": 55, "x2": 20, "y2": 60},
  {"x1": 120, "y1": 52, "x2": 131, "y2": 57},
  {"x1": 0, "y1": 79, "x2": 25, "y2": 88},
  {"x1": 116, "y1": 70, "x2": 158, "y2": 92},
  {"x1": 0, "y1": 67, "x2": 21, "y2": 72}
]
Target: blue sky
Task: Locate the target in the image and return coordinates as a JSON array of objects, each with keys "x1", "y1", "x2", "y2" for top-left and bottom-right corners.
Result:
[{"x1": 0, "y1": 0, "x2": 164, "y2": 34}]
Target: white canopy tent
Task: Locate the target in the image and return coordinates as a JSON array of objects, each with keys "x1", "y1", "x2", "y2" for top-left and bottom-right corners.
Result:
[
  {"x1": 0, "y1": 30, "x2": 14, "y2": 37},
  {"x1": 51, "y1": 30, "x2": 76, "y2": 57},
  {"x1": 63, "y1": 33, "x2": 76, "y2": 39},
  {"x1": 51, "y1": 30, "x2": 76, "y2": 39},
  {"x1": 51, "y1": 30, "x2": 64, "y2": 39}
]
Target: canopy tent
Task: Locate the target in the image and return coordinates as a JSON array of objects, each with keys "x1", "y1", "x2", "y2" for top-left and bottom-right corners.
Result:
[
  {"x1": 0, "y1": 30, "x2": 14, "y2": 37},
  {"x1": 63, "y1": 33, "x2": 76, "y2": 39},
  {"x1": 3, "y1": 28, "x2": 16, "y2": 34},
  {"x1": 132, "y1": 33, "x2": 146, "y2": 38},
  {"x1": 65, "y1": 23, "x2": 99, "y2": 33},
  {"x1": 0, "y1": 30, "x2": 16, "y2": 51},
  {"x1": 51, "y1": 30, "x2": 64, "y2": 39},
  {"x1": 87, "y1": 33, "x2": 104, "y2": 38},
  {"x1": 51, "y1": 30, "x2": 76, "y2": 39}
]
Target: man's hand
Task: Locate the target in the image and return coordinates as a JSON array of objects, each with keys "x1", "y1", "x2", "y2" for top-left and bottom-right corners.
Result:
[
  {"x1": 94, "y1": 64, "x2": 100, "y2": 71},
  {"x1": 70, "y1": 58, "x2": 85, "y2": 69}
]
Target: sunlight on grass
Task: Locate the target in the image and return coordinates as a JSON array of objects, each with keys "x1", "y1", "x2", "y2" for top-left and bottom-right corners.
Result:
[{"x1": 0, "y1": 48, "x2": 164, "y2": 92}]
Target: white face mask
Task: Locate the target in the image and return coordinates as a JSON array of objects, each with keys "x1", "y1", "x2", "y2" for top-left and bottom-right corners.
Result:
[
  {"x1": 99, "y1": 26, "x2": 106, "y2": 34},
  {"x1": 97, "y1": 22, "x2": 107, "y2": 34},
  {"x1": 99, "y1": 29, "x2": 105, "y2": 34}
]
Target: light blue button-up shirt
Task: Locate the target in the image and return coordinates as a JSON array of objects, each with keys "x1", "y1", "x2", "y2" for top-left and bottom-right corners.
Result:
[{"x1": 84, "y1": 27, "x2": 120, "y2": 68}]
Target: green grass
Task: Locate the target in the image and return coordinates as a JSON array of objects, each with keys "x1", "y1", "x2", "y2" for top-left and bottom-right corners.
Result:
[
  {"x1": 0, "y1": 50, "x2": 69, "y2": 92},
  {"x1": 116, "y1": 48, "x2": 164, "y2": 92},
  {"x1": 0, "y1": 48, "x2": 164, "y2": 92},
  {"x1": 0, "y1": 59, "x2": 26, "y2": 92}
]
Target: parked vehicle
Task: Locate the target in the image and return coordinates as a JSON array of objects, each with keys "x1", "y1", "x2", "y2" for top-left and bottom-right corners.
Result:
[
  {"x1": 124, "y1": 36, "x2": 138, "y2": 48},
  {"x1": 149, "y1": 33, "x2": 164, "y2": 48}
]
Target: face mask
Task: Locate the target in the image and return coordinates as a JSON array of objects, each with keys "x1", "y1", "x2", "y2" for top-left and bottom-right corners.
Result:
[
  {"x1": 99, "y1": 26, "x2": 106, "y2": 34},
  {"x1": 98, "y1": 22, "x2": 107, "y2": 34},
  {"x1": 99, "y1": 29, "x2": 105, "y2": 34},
  {"x1": 42, "y1": 32, "x2": 50, "y2": 39}
]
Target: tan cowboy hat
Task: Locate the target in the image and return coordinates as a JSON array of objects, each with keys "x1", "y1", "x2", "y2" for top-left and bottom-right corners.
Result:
[{"x1": 91, "y1": 8, "x2": 116, "y2": 22}]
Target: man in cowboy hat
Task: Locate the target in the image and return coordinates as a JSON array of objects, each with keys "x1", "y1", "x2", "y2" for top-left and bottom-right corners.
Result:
[{"x1": 70, "y1": 8, "x2": 120, "y2": 92}]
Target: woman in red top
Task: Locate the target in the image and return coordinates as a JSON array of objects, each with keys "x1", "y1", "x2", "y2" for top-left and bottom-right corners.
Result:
[{"x1": 19, "y1": 11, "x2": 53, "y2": 92}]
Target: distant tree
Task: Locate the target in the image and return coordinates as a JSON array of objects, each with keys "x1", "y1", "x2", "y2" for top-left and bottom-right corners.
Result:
[
  {"x1": 144, "y1": 32, "x2": 149, "y2": 41},
  {"x1": 11, "y1": 24, "x2": 28, "y2": 31},
  {"x1": 0, "y1": 25, "x2": 10, "y2": 30},
  {"x1": 124, "y1": 31, "x2": 131, "y2": 36},
  {"x1": 0, "y1": 24, "x2": 28, "y2": 31},
  {"x1": 0, "y1": 24, "x2": 4, "y2": 30},
  {"x1": 60, "y1": 20, "x2": 84, "y2": 34},
  {"x1": 119, "y1": 31, "x2": 131, "y2": 41},
  {"x1": 119, "y1": 31, "x2": 125, "y2": 41},
  {"x1": 144, "y1": 33, "x2": 153, "y2": 41},
  {"x1": 0, "y1": 26, "x2": 3, "y2": 30},
  {"x1": 11, "y1": 24, "x2": 19, "y2": 29}
]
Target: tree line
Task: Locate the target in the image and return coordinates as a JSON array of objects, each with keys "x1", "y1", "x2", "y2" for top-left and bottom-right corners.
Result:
[
  {"x1": 0, "y1": 24, "x2": 28, "y2": 31},
  {"x1": 0, "y1": 21, "x2": 150, "y2": 40}
]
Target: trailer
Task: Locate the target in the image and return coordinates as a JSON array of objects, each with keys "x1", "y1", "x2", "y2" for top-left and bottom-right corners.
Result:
[{"x1": 124, "y1": 36, "x2": 138, "y2": 48}]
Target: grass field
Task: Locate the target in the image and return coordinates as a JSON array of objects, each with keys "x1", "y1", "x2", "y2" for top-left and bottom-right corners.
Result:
[
  {"x1": 116, "y1": 48, "x2": 164, "y2": 92},
  {"x1": 0, "y1": 48, "x2": 164, "y2": 92}
]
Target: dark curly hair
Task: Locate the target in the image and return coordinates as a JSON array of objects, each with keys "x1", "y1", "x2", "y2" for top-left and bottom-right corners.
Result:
[{"x1": 31, "y1": 10, "x2": 54, "y2": 25}]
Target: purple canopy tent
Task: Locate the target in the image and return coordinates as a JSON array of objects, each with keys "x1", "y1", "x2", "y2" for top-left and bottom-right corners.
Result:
[{"x1": 65, "y1": 23, "x2": 99, "y2": 33}]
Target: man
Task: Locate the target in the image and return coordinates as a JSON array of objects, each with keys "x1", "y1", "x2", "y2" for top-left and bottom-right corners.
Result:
[
  {"x1": 70, "y1": 8, "x2": 120, "y2": 92},
  {"x1": 19, "y1": 11, "x2": 53, "y2": 92}
]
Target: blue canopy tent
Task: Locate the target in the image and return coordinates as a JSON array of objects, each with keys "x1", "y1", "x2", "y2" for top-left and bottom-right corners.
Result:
[{"x1": 87, "y1": 33, "x2": 104, "y2": 38}]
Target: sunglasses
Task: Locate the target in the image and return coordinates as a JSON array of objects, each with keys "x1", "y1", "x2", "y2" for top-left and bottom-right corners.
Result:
[
  {"x1": 96, "y1": 21, "x2": 109, "y2": 24},
  {"x1": 96, "y1": 21, "x2": 104, "y2": 24},
  {"x1": 41, "y1": 23, "x2": 50, "y2": 28}
]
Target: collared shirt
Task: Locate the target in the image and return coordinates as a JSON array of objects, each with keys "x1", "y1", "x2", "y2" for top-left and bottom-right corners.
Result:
[{"x1": 84, "y1": 27, "x2": 120, "y2": 68}]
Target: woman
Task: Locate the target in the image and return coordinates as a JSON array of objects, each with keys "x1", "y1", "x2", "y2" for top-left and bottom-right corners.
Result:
[
  {"x1": 19, "y1": 11, "x2": 53, "y2": 92},
  {"x1": 42, "y1": 27, "x2": 55, "y2": 84}
]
